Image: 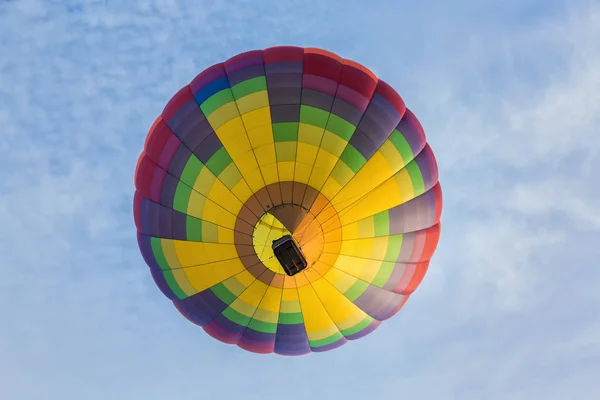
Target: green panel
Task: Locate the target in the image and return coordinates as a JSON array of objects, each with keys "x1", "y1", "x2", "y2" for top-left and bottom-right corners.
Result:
[
  {"x1": 309, "y1": 331, "x2": 343, "y2": 347},
  {"x1": 205, "y1": 147, "x2": 232, "y2": 176},
  {"x1": 185, "y1": 216, "x2": 203, "y2": 241},
  {"x1": 329, "y1": 162, "x2": 355, "y2": 187},
  {"x1": 273, "y1": 122, "x2": 299, "y2": 142},
  {"x1": 345, "y1": 279, "x2": 369, "y2": 301},
  {"x1": 247, "y1": 318, "x2": 277, "y2": 334},
  {"x1": 200, "y1": 89, "x2": 235, "y2": 116},
  {"x1": 373, "y1": 211, "x2": 390, "y2": 236},
  {"x1": 389, "y1": 129, "x2": 415, "y2": 163},
  {"x1": 339, "y1": 145, "x2": 366, "y2": 173},
  {"x1": 180, "y1": 156, "x2": 204, "y2": 187},
  {"x1": 211, "y1": 282, "x2": 237, "y2": 305},
  {"x1": 151, "y1": 238, "x2": 187, "y2": 299},
  {"x1": 202, "y1": 221, "x2": 219, "y2": 243},
  {"x1": 371, "y1": 261, "x2": 395, "y2": 288},
  {"x1": 173, "y1": 183, "x2": 193, "y2": 214},
  {"x1": 300, "y1": 105, "x2": 329, "y2": 129},
  {"x1": 231, "y1": 76, "x2": 267, "y2": 99},
  {"x1": 278, "y1": 312, "x2": 304, "y2": 325},
  {"x1": 384, "y1": 235, "x2": 403, "y2": 262},
  {"x1": 340, "y1": 315, "x2": 373, "y2": 336},
  {"x1": 405, "y1": 161, "x2": 425, "y2": 195},
  {"x1": 326, "y1": 114, "x2": 355, "y2": 141},
  {"x1": 222, "y1": 306, "x2": 252, "y2": 327}
]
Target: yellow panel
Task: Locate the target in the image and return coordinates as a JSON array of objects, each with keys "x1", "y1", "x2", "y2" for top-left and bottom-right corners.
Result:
[
  {"x1": 336, "y1": 312, "x2": 369, "y2": 332},
  {"x1": 230, "y1": 297, "x2": 260, "y2": 317},
  {"x1": 339, "y1": 179, "x2": 403, "y2": 225},
  {"x1": 256, "y1": 285, "x2": 283, "y2": 314},
  {"x1": 311, "y1": 278, "x2": 363, "y2": 323},
  {"x1": 215, "y1": 117, "x2": 252, "y2": 157},
  {"x1": 293, "y1": 163, "x2": 312, "y2": 184},
  {"x1": 341, "y1": 223, "x2": 359, "y2": 240},
  {"x1": 170, "y1": 268, "x2": 197, "y2": 296},
  {"x1": 232, "y1": 156, "x2": 264, "y2": 192},
  {"x1": 260, "y1": 163, "x2": 279, "y2": 185},
  {"x1": 340, "y1": 238, "x2": 375, "y2": 258},
  {"x1": 235, "y1": 269, "x2": 257, "y2": 288},
  {"x1": 241, "y1": 106, "x2": 271, "y2": 130},
  {"x1": 247, "y1": 125, "x2": 274, "y2": 148},
  {"x1": 231, "y1": 179, "x2": 254, "y2": 204},
  {"x1": 378, "y1": 140, "x2": 405, "y2": 171},
  {"x1": 277, "y1": 161, "x2": 295, "y2": 182},
  {"x1": 334, "y1": 255, "x2": 381, "y2": 282},
  {"x1": 237, "y1": 91, "x2": 269, "y2": 115},
  {"x1": 206, "y1": 179, "x2": 243, "y2": 214},
  {"x1": 203, "y1": 200, "x2": 236, "y2": 228},
  {"x1": 320, "y1": 178, "x2": 342, "y2": 201},
  {"x1": 296, "y1": 142, "x2": 319, "y2": 165},
  {"x1": 298, "y1": 123, "x2": 324, "y2": 146},
  {"x1": 254, "y1": 144, "x2": 277, "y2": 166},
  {"x1": 217, "y1": 226, "x2": 235, "y2": 244},
  {"x1": 321, "y1": 130, "x2": 347, "y2": 156},
  {"x1": 161, "y1": 240, "x2": 182, "y2": 268},
  {"x1": 394, "y1": 168, "x2": 416, "y2": 199},
  {"x1": 223, "y1": 274, "x2": 249, "y2": 296},
  {"x1": 253, "y1": 307, "x2": 280, "y2": 324},
  {"x1": 280, "y1": 300, "x2": 301, "y2": 314},
  {"x1": 207, "y1": 102, "x2": 240, "y2": 130},
  {"x1": 186, "y1": 191, "x2": 207, "y2": 219},
  {"x1": 234, "y1": 278, "x2": 269, "y2": 308},
  {"x1": 297, "y1": 284, "x2": 339, "y2": 337},
  {"x1": 193, "y1": 167, "x2": 217, "y2": 196},
  {"x1": 325, "y1": 268, "x2": 357, "y2": 293},
  {"x1": 184, "y1": 259, "x2": 246, "y2": 293},
  {"x1": 173, "y1": 241, "x2": 238, "y2": 266},
  {"x1": 307, "y1": 166, "x2": 329, "y2": 191}
]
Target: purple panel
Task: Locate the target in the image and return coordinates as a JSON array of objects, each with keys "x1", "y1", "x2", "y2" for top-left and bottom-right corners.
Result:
[
  {"x1": 159, "y1": 174, "x2": 179, "y2": 209},
  {"x1": 388, "y1": 189, "x2": 438, "y2": 235},
  {"x1": 193, "y1": 133, "x2": 222, "y2": 164},
  {"x1": 137, "y1": 232, "x2": 160, "y2": 270},
  {"x1": 357, "y1": 114, "x2": 390, "y2": 145},
  {"x1": 382, "y1": 262, "x2": 409, "y2": 292},
  {"x1": 330, "y1": 98, "x2": 363, "y2": 126},
  {"x1": 397, "y1": 108, "x2": 426, "y2": 155},
  {"x1": 274, "y1": 323, "x2": 311, "y2": 355},
  {"x1": 167, "y1": 99, "x2": 199, "y2": 133},
  {"x1": 239, "y1": 326, "x2": 275, "y2": 342},
  {"x1": 268, "y1": 88, "x2": 302, "y2": 105},
  {"x1": 225, "y1": 55, "x2": 263, "y2": 75},
  {"x1": 228, "y1": 64, "x2": 265, "y2": 87},
  {"x1": 311, "y1": 336, "x2": 347, "y2": 352},
  {"x1": 302, "y1": 74, "x2": 338, "y2": 96},
  {"x1": 270, "y1": 104, "x2": 300, "y2": 123},
  {"x1": 210, "y1": 313, "x2": 247, "y2": 341},
  {"x1": 397, "y1": 231, "x2": 416, "y2": 261},
  {"x1": 267, "y1": 73, "x2": 302, "y2": 88},
  {"x1": 140, "y1": 198, "x2": 160, "y2": 237},
  {"x1": 158, "y1": 134, "x2": 181, "y2": 170},
  {"x1": 345, "y1": 319, "x2": 380, "y2": 340},
  {"x1": 149, "y1": 167, "x2": 167, "y2": 206},
  {"x1": 176, "y1": 289, "x2": 228, "y2": 326},
  {"x1": 335, "y1": 84, "x2": 370, "y2": 112},
  {"x1": 414, "y1": 146, "x2": 437, "y2": 189},
  {"x1": 177, "y1": 115, "x2": 213, "y2": 151},
  {"x1": 265, "y1": 61, "x2": 303, "y2": 74},
  {"x1": 167, "y1": 145, "x2": 192, "y2": 179},
  {"x1": 366, "y1": 93, "x2": 402, "y2": 131},
  {"x1": 171, "y1": 211, "x2": 188, "y2": 241},
  {"x1": 348, "y1": 128, "x2": 379, "y2": 160},
  {"x1": 158, "y1": 204, "x2": 173, "y2": 238},
  {"x1": 238, "y1": 336, "x2": 275, "y2": 353},
  {"x1": 301, "y1": 89, "x2": 334, "y2": 111},
  {"x1": 353, "y1": 285, "x2": 406, "y2": 320}
]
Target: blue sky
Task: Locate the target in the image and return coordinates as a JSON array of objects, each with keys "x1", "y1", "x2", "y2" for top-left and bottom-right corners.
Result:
[{"x1": 2, "y1": 0, "x2": 599, "y2": 398}]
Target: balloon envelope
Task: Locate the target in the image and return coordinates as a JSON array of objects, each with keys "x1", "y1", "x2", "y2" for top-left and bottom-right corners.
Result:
[{"x1": 134, "y1": 46, "x2": 442, "y2": 355}]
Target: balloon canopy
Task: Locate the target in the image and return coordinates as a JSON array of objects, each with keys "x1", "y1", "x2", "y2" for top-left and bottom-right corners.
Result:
[{"x1": 134, "y1": 46, "x2": 442, "y2": 355}]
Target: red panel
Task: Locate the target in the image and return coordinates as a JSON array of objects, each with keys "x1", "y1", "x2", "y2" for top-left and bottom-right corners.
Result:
[
  {"x1": 431, "y1": 183, "x2": 443, "y2": 224},
  {"x1": 376, "y1": 80, "x2": 406, "y2": 117},
  {"x1": 224, "y1": 49, "x2": 263, "y2": 67},
  {"x1": 421, "y1": 223, "x2": 441, "y2": 261},
  {"x1": 303, "y1": 51, "x2": 343, "y2": 82},
  {"x1": 264, "y1": 46, "x2": 304, "y2": 63},
  {"x1": 144, "y1": 116, "x2": 162, "y2": 150},
  {"x1": 144, "y1": 118, "x2": 173, "y2": 163},
  {"x1": 401, "y1": 262, "x2": 429, "y2": 295},
  {"x1": 162, "y1": 85, "x2": 193, "y2": 122},
  {"x1": 339, "y1": 63, "x2": 378, "y2": 98},
  {"x1": 134, "y1": 156, "x2": 158, "y2": 198},
  {"x1": 189, "y1": 62, "x2": 226, "y2": 93}
]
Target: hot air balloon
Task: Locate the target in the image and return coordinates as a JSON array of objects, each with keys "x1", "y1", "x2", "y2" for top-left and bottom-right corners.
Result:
[{"x1": 133, "y1": 46, "x2": 442, "y2": 355}]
